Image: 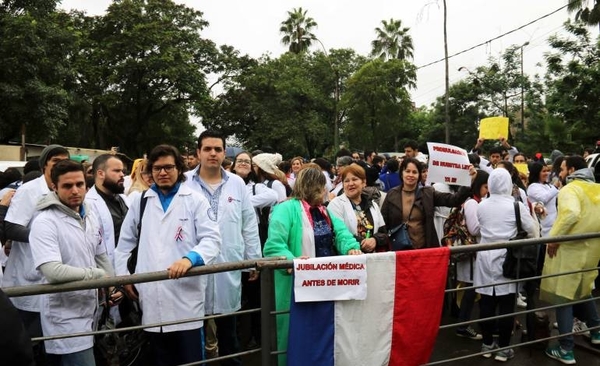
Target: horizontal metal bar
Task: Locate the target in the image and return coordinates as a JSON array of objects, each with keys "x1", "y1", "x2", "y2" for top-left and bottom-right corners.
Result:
[
  {"x1": 446, "y1": 265, "x2": 600, "y2": 293},
  {"x1": 32, "y1": 307, "x2": 261, "y2": 342},
  {"x1": 4, "y1": 257, "x2": 286, "y2": 298},
  {"x1": 439, "y1": 296, "x2": 600, "y2": 330}
]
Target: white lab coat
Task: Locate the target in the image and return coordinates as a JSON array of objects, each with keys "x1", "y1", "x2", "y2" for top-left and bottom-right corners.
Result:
[
  {"x1": 30, "y1": 203, "x2": 105, "y2": 355},
  {"x1": 115, "y1": 184, "x2": 221, "y2": 332},
  {"x1": 85, "y1": 186, "x2": 130, "y2": 265},
  {"x1": 327, "y1": 193, "x2": 385, "y2": 236},
  {"x1": 247, "y1": 181, "x2": 278, "y2": 210},
  {"x1": 527, "y1": 182, "x2": 558, "y2": 237},
  {"x1": 2, "y1": 176, "x2": 49, "y2": 312},
  {"x1": 184, "y1": 168, "x2": 261, "y2": 315},
  {"x1": 474, "y1": 169, "x2": 537, "y2": 296}
]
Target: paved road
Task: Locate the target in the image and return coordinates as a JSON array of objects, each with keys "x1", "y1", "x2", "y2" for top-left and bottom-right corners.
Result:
[{"x1": 230, "y1": 297, "x2": 600, "y2": 366}]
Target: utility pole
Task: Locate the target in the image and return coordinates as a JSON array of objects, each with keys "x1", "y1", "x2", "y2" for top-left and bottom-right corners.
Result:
[{"x1": 443, "y1": 0, "x2": 450, "y2": 144}]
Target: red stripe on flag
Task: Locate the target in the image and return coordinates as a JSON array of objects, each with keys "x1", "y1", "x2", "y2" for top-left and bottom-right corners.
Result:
[{"x1": 389, "y1": 247, "x2": 450, "y2": 366}]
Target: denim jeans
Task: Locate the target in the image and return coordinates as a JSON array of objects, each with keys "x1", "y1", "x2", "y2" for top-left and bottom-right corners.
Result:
[{"x1": 555, "y1": 298, "x2": 600, "y2": 351}]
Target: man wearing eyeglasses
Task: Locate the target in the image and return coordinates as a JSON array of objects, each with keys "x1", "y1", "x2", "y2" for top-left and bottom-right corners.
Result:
[
  {"x1": 115, "y1": 144, "x2": 221, "y2": 365},
  {"x1": 184, "y1": 130, "x2": 261, "y2": 366}
]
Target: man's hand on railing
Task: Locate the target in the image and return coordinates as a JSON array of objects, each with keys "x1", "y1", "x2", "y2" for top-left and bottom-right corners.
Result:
[
  {"x1": 107, "y1": 286, "x2": 124, "y2": 307},
  {"x1": 248, "y1": 270, "x2": 260, "y2": 281}
]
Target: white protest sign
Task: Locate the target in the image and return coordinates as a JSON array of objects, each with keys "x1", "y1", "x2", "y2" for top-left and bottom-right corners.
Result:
[
  {"x1": 293, "y1": 255, "x2": 367, "y2": 302},
  {"x1": 426, "y1": 142, "x2": 471, "y2": 187}
]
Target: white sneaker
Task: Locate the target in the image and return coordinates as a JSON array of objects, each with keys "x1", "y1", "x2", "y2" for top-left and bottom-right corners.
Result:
[
  {"x1": 573, "y1": 318, "x2": 591, "y2": 338},
  {"x1": 516, "y1": 296, "x2": 527, "y2": 308}
]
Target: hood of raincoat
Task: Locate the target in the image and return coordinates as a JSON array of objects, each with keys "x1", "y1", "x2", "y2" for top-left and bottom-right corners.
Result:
[
  {"x1": 566, "y1": 168, "x2": 595, "y2": 184},
  {"x1": 488, "y1": 168, "x2": 513, "y2": 196}
]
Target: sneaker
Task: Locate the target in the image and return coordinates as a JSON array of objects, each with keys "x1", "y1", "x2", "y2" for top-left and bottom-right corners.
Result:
[
  {"x1": 573, "y1": 318, "x2": 591, "y2": 338},
  {"x1": 494, "y1": 348, "x2": 515, "y2": 362},
  {"x1": 205, "y1": 347, "x2": 219, "y2": 359},
  {"x1": 516, "y1": 295, "x2": 527, "y2": 308},
  {"x1": 591, "y1": 332, "x2": 600, "y2": 345},
  {"x1": 545, "y1": 346, "x2": 576, "y2": 365},
  {"x1": 481, "y1": 343, "x2": 498, "y2": 358},
  {"x1": 553, "y1": 321, "x2": 558, "y2": 329},
  {"x1": 456, "y1": 326, "x2": 483, "y2": 340}
]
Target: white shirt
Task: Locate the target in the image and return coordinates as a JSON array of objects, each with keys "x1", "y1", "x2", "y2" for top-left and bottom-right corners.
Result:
[
  {"x1": 527, "y1": 182, "x2": 558, "y2": 237},
  {"x1": 30, "y1": 204, "x2": 105, "y2": 354},
  {"x1": 184, "y1": 168, "x2": 261, "y2": 314},
  {"x1": 114, "y1": 184, "x2": 221, "y2": 332},
  {"x1": 2, "y1": 176, "x2": 50, "y2": 311}
]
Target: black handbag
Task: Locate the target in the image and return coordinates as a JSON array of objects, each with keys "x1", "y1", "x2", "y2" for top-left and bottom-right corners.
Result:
[
  {"x1": 502, "y1": 202, "x2": 537, "y2": 279},
  {"x1": 389, "y1": 222, "x2": 413, "y2": 251},
  {"x1": 388, "y1": 204, "x2": 414, "y2": 251}
]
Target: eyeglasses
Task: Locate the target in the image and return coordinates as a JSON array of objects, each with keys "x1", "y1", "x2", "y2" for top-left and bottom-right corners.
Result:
[
  {"x1": 151, "y1": 165, "x2": 176, "y2": 173},
  {"x1": 236, "y1": 159, "x2": 251, "y2": 165}
]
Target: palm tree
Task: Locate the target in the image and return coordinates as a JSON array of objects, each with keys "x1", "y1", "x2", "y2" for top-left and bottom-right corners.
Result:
[
  {"x1": 370, "y1": 18, "x2": 414, "y2": 61},
  {"x1": 567, "y1": 0, "x2": 600, "y2": 28},
  {"x1": 279, "y1": 7, "x2": 318, "y2": 54}
]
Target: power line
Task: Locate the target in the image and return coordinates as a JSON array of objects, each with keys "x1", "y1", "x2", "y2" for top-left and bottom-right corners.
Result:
[{"x1": 416, "y1": 2, "x2": 570, "y2": 70}]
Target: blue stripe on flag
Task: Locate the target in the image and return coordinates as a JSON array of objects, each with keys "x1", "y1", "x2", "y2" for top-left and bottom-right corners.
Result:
[{"x1": 287, "y1": 289, "x2": 335, "y2": 366}]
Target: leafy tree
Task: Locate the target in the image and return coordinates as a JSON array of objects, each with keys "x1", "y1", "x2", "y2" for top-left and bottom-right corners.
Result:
[
  {"x1": 0, "y1": 4, "x2": 77, "y2": 144},
  {"x1": 279, "y1": 7, "x2": 318, "y2": 54},
  {"x1": 544, "y1": 20, "x2": 600, "y2": 151},
  {"x1": 418, "y1": 81, "x2": 481, "y2": 151},
  {"x1": 206, "y1": 49, "x2": 366, "y2": 158},
  {"x1": 370, "y1": 18, "x2": 414, "y2": 61},
  {"x1": 567, "y1": 0, "x2": 600, "y2": 27},
  {"x1": 62, "y1": 0, "x2": 218, "y2": 156},
  {"x1": 342, "y1": 59, "x2": 416, "y2": 151}
]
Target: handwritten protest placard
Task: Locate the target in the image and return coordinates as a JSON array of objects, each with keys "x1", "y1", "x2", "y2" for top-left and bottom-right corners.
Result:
[
  {"x1": 293, "y1": 255, "x2": 367, "y2": 302},
  {"x1": 426, "y1": 142, "x2": 471, "y2": 187},
  {"x1": 479, "y1": 116, "x2": 509, "y2": 139},
  {"x1": 514, "y1": 163, "x2": 529, "y2": 176}
]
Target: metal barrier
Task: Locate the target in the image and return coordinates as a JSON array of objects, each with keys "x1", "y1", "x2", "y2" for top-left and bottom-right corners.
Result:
[{"x1": 3, "y1": 232, "x2": 600, "y2": 366}]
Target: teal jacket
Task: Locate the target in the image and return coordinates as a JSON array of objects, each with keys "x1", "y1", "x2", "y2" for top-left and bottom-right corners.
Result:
[{"x1": 263, "y1": 198, "x2": 360, "y2": 364}]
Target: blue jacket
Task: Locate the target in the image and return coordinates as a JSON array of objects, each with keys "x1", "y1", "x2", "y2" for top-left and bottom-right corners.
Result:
[{"x1": 379, "y1": 171, "x2": 401, "y2": 192}]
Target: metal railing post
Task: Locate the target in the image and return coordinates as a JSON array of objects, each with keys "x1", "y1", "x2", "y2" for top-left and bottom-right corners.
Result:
[{"x1": 260, "y1": 266, "x2": 278, "y2": 366}]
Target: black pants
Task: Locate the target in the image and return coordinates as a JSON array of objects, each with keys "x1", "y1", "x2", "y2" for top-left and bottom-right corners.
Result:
[
  {"x1": 146, "y1": 328, "x2": 204, "y2": 366},
  {"x1": 479, "y1": 292, "x2": 515, "y2": 347},
  {"x1": 241, "y1": 271, "x2": 261, "y2": 342},
  {"x1": 215, "y1": 316, "x2": 242, "y2": 366}
]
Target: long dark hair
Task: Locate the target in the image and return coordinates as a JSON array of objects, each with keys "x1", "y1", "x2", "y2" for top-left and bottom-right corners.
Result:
[{"x1": 528, "y1": 162, "x2": 546, "y2": 186}]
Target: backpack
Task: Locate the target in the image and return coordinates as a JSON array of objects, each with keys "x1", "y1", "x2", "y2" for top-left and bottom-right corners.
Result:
[{"x1": 441, "y1": 205, "x2": 476, "y2": 262}]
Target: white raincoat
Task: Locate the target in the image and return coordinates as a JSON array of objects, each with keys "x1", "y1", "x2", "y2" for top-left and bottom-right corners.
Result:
[{"x1": 474, "y1": 169, "x2": 536, "y2": 296}]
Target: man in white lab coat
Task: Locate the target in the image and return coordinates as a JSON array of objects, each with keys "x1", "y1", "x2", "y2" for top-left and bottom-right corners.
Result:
[
  {"x1": 30, "y1": 159, "x2": 118, "y2": 365},
  {"x1": 115, "y1": 144, "x2": 221, "y2": 366},
  {"x1": 185, "y1": 130, "x2": 261, "y2": 366},
  {"x1": 2, "y1": 144, "x2": 70, "y2": 363}
]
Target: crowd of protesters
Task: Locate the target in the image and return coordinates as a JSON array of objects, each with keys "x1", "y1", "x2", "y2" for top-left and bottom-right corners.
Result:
[{"x1": 0, "y1": 134, "x2": 600, "y2": 365}]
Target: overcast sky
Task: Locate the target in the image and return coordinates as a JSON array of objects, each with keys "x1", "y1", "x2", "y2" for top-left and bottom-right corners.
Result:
[{"x1": 60, "y1": 0, "x2": 581, "y2": 107}]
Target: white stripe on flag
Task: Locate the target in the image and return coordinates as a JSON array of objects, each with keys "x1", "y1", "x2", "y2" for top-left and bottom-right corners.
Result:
[{"x1": 334, "y1": 252, "x2": 397, "y2": 365}]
